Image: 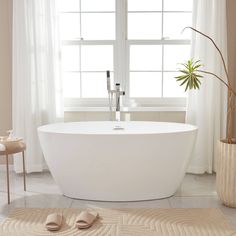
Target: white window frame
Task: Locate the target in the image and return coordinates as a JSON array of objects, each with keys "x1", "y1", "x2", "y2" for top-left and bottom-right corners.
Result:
[{"x1": 63, "y1": 0, "x2": 191, "y2": 111}]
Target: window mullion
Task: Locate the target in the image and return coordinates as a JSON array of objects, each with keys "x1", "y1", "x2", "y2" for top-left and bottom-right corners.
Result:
[
  {"x1": 79, "y1": 0, "x2": 82, "y2": 98},
  {"x1": 161, "y1": 0, "x2": 164, "y2": 97},
  {"x1": 115, "y1": 0, "x2": 128, "y2": 91}
]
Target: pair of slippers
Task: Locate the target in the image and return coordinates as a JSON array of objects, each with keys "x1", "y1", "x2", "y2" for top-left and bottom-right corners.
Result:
[{"x1": 45, "y1": 210, "x2": 99, "y2": 231}]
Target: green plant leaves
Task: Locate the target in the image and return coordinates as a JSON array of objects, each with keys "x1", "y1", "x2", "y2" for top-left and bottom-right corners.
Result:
[{"x1": 175, "y1": 59, "x2": 203, "y2": 91}]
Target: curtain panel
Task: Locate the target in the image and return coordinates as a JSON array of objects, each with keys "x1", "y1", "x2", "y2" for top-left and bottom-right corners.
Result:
[
  {"x1": 186, "y1": 0, "x2": 228, "y2": 174},
  {"x1": 12, "y1": 0, "x2": 63, "y2": 173}
]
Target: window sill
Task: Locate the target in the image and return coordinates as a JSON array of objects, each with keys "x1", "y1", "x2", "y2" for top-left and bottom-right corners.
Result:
[{"x1": 64, "y1": 106, "x2": 186, "y2": 112}]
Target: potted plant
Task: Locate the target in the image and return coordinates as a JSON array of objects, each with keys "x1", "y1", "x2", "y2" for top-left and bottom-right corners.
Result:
[{"x1": 176, "y1": 27, "x2": 236, "y2": 207}]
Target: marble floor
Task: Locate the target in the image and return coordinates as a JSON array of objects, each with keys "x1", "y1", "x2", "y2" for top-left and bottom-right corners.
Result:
[{"x1": 0, "y1": 171, "x2": 236, "y2": 227}]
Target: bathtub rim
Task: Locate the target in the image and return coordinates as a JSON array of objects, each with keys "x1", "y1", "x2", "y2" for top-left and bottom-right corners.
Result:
[{"x1": 38, "y1": 121, "x2": 198, "y2": 136}]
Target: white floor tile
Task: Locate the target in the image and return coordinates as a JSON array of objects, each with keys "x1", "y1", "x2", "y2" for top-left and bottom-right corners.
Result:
[
  {"x1": 71, "y1": 198, "x2": 171, "y2": 209},
  {"x1": 169, "y1": 195, "x2": 236, "y2": 226},
  {"x1": 0, "y1": 192, "x2": 72, "y2": 219},
  {"x1": 175, "y1": 173, "x2": 217, "y2": 197}
]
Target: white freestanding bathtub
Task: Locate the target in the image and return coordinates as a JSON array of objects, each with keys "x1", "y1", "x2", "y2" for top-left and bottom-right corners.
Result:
[{"x1": 38, "y1": 121, "x2": 197, "y2": 201}]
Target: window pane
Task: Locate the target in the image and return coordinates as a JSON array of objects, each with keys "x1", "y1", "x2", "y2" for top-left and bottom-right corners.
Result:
[
  {"x1": 128, "y1": 13, "x2": 162, "y2": 39},
  {"x1": 81, "y1": 0, "x2": 115, "y2": 12},
  {"x1": 164, "y1": 0, "x2": 193, "y2": 11},
  {"x1": 130, "y1": 72, "x2": 162, "y2": 97},
  {"x1": 82, "y1": 73, "x2": 107, "y2": 98},
  {"x1": 57, "y1": 0, "x2": 79, "y2": 12},
  {"x1": 130, "y1": 45, "x2": 162, "y2": 71},
  {"x1": 81, "y1": 45, "x2": 113, "y2": 71},
  {"x1": 163, "y1": 13, "x2": 192, "y2": 39},
  {"x1": 163, "y1": 72, "x2": 187, "y2": 97},
  {"x1": 59, "y1": 13, "x2": 80, "y2": 40},
  {"x1": 61, "y1": 45, "x2": 80, "y2": 71},
  {"x1": 81, "y1": 13, "x2": 115, "y2": 40},
  {"x1": 63, "y1": 72, "x2": 80, "y2": 98},
  {"x1": 164, "y1": 45, "x2": 190, "y2": 71},
  {"x1": 128, "y1": 0, "x2": 162, "y2": 11}
]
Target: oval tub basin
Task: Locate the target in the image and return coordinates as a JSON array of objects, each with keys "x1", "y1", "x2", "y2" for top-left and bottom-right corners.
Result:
[{"x1": 38, "y1": 121, "x2": 197, "y2": 201}]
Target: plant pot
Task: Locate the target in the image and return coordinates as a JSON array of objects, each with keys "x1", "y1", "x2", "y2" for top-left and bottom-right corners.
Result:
[{"x1": 216, "y1": 139, "x2": 236, "y2": 207}]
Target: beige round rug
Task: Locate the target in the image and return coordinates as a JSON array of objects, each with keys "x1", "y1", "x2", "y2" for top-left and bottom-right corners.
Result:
[{"x1": 0, "y1": 208, "x2": 235, "y2": 236}]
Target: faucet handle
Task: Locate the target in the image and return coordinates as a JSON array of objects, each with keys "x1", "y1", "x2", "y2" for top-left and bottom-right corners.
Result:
[
  {"x1": 106, "y1": 71, "x2": 111, "y2": 91},
  {"x1": 115, "y1": 83, "x2": 125, "y2": 95},
  {"x1": 115, "y1": 83, "x2": 120, "y2": 91}
]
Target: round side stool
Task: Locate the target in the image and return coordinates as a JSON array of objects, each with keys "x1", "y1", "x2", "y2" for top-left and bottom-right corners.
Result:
[{"x1": 0, "y1": 137, "x2": 26, "y2": 204}]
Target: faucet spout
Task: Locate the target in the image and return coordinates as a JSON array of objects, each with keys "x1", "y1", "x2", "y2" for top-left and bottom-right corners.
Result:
[{"x1": 115, "y1": 83, "x2": 125, "y2": 121}]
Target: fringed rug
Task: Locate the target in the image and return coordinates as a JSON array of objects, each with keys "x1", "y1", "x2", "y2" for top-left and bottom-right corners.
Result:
[{"x1": 0, "y1": 208, "x2": 235, "y2": 236}]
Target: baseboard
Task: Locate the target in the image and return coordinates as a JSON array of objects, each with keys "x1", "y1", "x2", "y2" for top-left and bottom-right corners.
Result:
[{"x1": 0, "y1": 164, "x2": 14, "y2": 171}]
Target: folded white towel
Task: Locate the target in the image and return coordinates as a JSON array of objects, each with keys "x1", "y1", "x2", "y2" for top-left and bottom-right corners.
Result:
[{"x1": 0, "y1": 144, "x2": 6, "y2": 151}]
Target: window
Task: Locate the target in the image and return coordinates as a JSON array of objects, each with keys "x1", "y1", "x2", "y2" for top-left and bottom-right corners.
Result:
[
  {"x1": 58, "y1": 0, "x2": 115, "y2": 99},
  {"x1": 59, "y1": 0, "x2": 192, "y2": 108}
]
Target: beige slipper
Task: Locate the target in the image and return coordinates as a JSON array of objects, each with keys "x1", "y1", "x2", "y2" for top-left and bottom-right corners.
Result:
[
  {"x1": 76, "y1": 211, "x2": 99, "y2": 229},
  {"x1": 45, "y1": 213, "x2": 63, "y2": 231}
]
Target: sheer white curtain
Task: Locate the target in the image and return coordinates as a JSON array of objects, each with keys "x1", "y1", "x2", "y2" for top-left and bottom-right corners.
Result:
[
  {"x1": 186, "y1": 0, "x2": 228, "y2": 174},
  {"x1": 12, "y1": 0, "x2": 64, "y2": 173}
]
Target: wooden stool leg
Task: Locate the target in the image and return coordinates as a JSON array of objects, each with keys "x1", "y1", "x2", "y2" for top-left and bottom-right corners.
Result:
[
  {"x1": 22, "y1": 151, "x2": 26, "y2": 191},
  {"x1": 6, "y1": 154, "x2": 10, "y2": 204}
]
